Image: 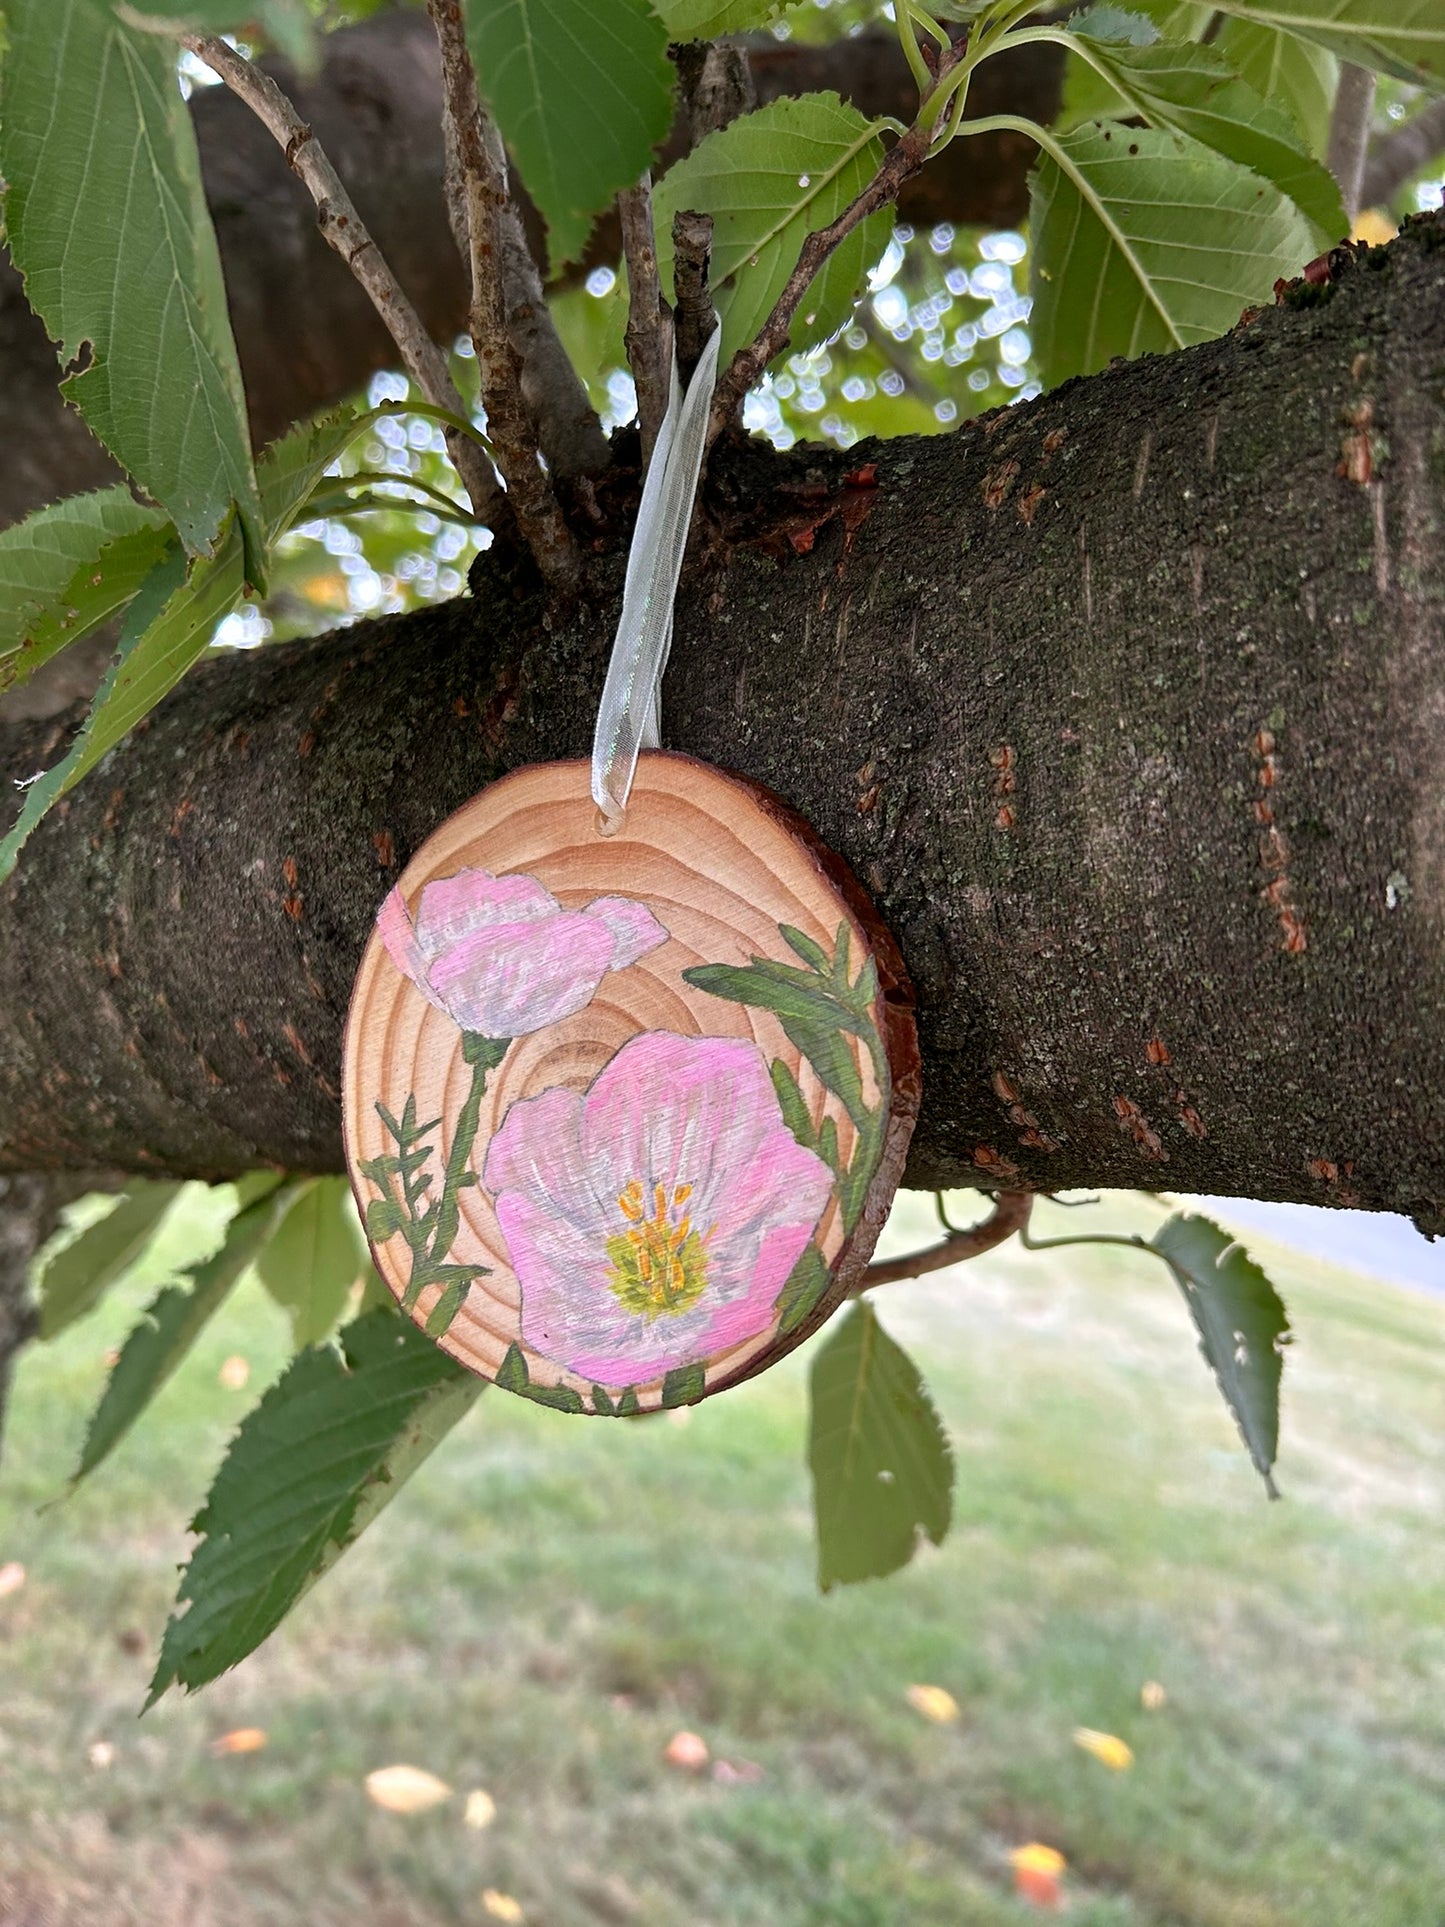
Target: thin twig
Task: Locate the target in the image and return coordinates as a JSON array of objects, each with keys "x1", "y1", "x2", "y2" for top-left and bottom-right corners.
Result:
[
  {"x1": 178, "y1": 32, "x2": 503, "y2": 525},
  {"x1": 425, "y1": 0, "x2": 581, "y2": 593},
  {"x1": 672, "y1": 211, "x2": 718, "y2": 388},
  {"x1": 618, "y1": 175, "x2": 673, "y2": 467},
  {"x1": 1327, "y1": 62, "x2": 1377, "y2": 227},
  {"x1": 676, "y1": 40, "x2": 756, "y2": 144},
  {"x1": 859, "y1": 1191, "x2": 1033, "y2": 1287},
  {"x1": 707, "y1": 119, "x2": 934, "y2": 443},
  {"x1": 498, "y1": 207, "x2": 610, "y2": 479},
  {"x1": 1360, "y1": 95, "x2": 1445, "y2": 213}
]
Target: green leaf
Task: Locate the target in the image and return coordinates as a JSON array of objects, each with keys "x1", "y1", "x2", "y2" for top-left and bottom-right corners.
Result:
[
  {"x1": 148, "y1": 1308, "x2": 480, "y2": 1702},
  {"x1": 661, "y1": 1361, "x2": 707, "y2": 1407},
  {"x1": 591, "y1": 1383, "x2": 617, "y2": 1417},
  {"x1": 73, "y1": 1182, "x2": 290, "y2": 1484},
  {"x1": 256, "y1": 1177, "x2": 367, "y2": 1350},
  {"x1": 464, "y1": 0, "x2": 675, "y2": 269},
  {"x1": 255, "y1": 405, "x2": 385, "y2": 544},
  {"x1": 0, "y1": 488, "x2": 171, "y2": 696},
  {"x1": 808, "y1": 1302, "x2": 953, "y2": 1590},
  {"x1": 0, "y1": 0, "x2": 262, "y2": 569},
  {"x1": 0, "y1": 524, "x2": 246, "y2": 882},
  {"x1": 1028, "y1": 121, "x2": 1318, "y2": 389},
  {"x1": 121, "y1": 0, "x2": 314, "y2": 67},
  {"x1": 1070, "y1": 4, "x2": 1164, "y2": 42},
  {"x1": 653, "y1": 94, "x2": 894, "y2": 362},
  {"x1": 654, "y1": 0, "x2": 781, "y2": 34},
  {"x1": 1207, "y1": 0, "x2": 1445, "y2": 89},
  {"x1": 1212, "y1": 20, "x2": 1338, "y2": 156},
  {"x1": 1153, "y1": 1212, "x2": 1291, "y2": 1495},
  {"x1": 37, "y1": 1181, "x2": 182, "y2": 1340},
  {"x1": 1063, "y1": 25, "x2": 1347, "y2": 238}
]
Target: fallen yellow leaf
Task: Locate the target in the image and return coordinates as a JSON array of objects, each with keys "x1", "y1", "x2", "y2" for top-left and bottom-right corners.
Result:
[
  {"x1": 1010, "y1": 1842, "x2": 1066, "y2": 1910},
  {"x1": 0, "y1": 1561, "x2": 25, "y2": 1600},
  {"x1": 663, "y1": 1729, "x2": 709, "y2": 1771},
  {"x1": 212, "y1": 1727, "x2": 267, "y2": 1756},
  {"x1": 905, "y1": 1683, "x2": 960, "y2": 1725},
  {"x1": 1073, "y1": 1726, "x2": 1134, "y2": 1771},
  {"x1": 464, "y1": 1788, "x2": 497, "y2": 1831},
  {"x1": 218, "y1": 1355, "x2": 251, "y2": 1390},
  {"x1": 481, "y1": 1891, "x2": 524, "y2": 1922},
  {"x1": 365, "y1": 1763, "x2": 452, "y2": 1813},
  {"x1": 1140, "y1": 1680, "x2": 1167, "y2": 1711}
]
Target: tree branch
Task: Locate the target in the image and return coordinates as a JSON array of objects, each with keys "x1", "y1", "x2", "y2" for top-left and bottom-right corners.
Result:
[
  {"x1": 179, "y1": 31, "x2": 502, "y2": 524},
  {"x1": 860, "y1": 1193, "x2": 1032, "y2": 1286},
  {"x1": 708, "y1": 122, "x2": 933, "y2": 442},
  {"x1": 4, "y1": 218, "x2": 1443, "y2": 1227},
  {"x1": 1327, "y1": 62, "x2": 1377, "y2": 225},
  {"x1": 672, "y1": 211, "x2": 718, "y2": 387},
  {"x1": 423, "y1": 1, "x2": 580, "y2": 592},
  {"x1": 1360, "y1": 95, "x2": 1445, "y2": 213},
  {"x1": 619, "y1": 176, "x2": 673, "y2": 467}
]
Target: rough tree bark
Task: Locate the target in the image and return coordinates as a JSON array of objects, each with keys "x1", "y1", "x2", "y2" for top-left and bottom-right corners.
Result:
[{"x1": 3, "y1": 219, "x2": 1442, "y2": 1228}]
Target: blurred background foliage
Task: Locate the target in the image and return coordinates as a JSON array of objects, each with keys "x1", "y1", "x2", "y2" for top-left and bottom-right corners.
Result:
[{"x1": 197, "y1": 0, "x2": 1445, "y2": 654}]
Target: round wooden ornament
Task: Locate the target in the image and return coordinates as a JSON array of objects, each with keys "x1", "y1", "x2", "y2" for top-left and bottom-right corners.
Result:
[{"x1": 342, "y1": 752, "x2": 919, "y2": 1414}]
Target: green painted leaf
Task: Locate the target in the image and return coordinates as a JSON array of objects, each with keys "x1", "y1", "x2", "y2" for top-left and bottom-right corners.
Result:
[
  {"x1": 808, "y1": 1301, "x2": 953, "y2": 1590},
  {"x1": 780, "y1": 923, "x2": 832, "y2": 975},
  {"x1": 0, "y1": 0, "x2": 262, "y2": 568},
  {"x1": 775, "y1": 1243, "x2": 830, "y2": 1337},
  {"x1": 0, "y1": 523, "x2": 246, "y2": 882},
  {"x1": 520, "y1": 1378, "x2": 587, "y2": 1414},
  {"x1": 148, "y1": 1308, "x2": 480, "y2": 1702},
  {"x1": 1207, "y1": 0, "x2": 1445, "y2": 88},
  {"x1": 1153, "y1": 1212, "x2": 1291, "y2": 1494},
  {"x1": 1212, "y1": 20, "x2": 1338, "y2": 156},
  {"x1": 497, "y1": 1341, "x2": 531, "y2": 1393},
  {"x1": 37, "y1": 1181, "x2": 182, "y2": 1340},
  {"x1": 1028, "y1": 121, "x2": 1318, "y2": 389},
  {"x1": 73, "y1": 1182, "x2": 291, "y2": 1484},
  {"x1": 591, "y1": 1383, "x2": 617, "y2": 1417},
  {"x1": 616, "y1": 1385, "x2": 641, "y2": 1417},
  {"x1": 661, "y1": 1361, "x2": 706, "y2": 1407},
  {"x1": 256, "y1": 1177, "x2": 367, "y2": 1350},
  {"x1": 0, "y1": 488, "x2": 171, "y2": 696},
  {"x1": 1064, "y1": 25, "x2": 1346, "y2": 238},
  {"x1": 464, "y1": 0, "x2": 675, "y2": 269},
  {"x1": 653, "y1": 94, "x2": 893, "y2": 363},
  {"x1": 687, "y1": 960, "x2": 870, "y2": 1125}
]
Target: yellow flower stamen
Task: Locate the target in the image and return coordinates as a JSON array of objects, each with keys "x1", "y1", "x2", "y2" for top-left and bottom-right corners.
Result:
[{"x1": 606, "y1": 1174, "x2": 710, "y2": 1320}]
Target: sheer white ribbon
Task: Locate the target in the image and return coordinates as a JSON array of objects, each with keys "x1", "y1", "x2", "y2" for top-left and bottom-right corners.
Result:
[{"x1": 590, "y1": 327, "x2": 722, "y2": 833}]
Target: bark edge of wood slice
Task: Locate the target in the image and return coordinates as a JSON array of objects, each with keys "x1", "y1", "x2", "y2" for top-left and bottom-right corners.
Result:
[{"x1": 342, "y1": 751, "x2": 920, "y2": 1414}]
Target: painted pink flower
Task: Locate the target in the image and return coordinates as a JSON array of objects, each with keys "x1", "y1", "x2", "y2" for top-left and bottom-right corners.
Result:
[
  {"x1": 378, "y1": 867, "x2": 666, "y2": 1038},
  {"x1": 483, "y1": 1031, "x2": 835, "y2": 1386}
]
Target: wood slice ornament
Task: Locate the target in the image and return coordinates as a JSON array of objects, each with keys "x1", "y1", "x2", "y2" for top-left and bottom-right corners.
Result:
[{"x1": 343, "y1": 752, "x2": 919, "y2": 1415}]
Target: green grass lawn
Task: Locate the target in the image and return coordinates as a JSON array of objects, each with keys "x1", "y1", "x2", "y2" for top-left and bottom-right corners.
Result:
[{"x1": 1, "y1": 1189, "x2": 1443, "y2": 1926}]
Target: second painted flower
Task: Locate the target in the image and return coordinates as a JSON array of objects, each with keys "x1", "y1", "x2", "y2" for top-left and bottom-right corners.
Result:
[
  {"x1": 378, "y1": 866, "x2": 667, "y2": 1039},
  {"x1": 483, "y1": 1030, "x2": 834, "y2": 1385}
]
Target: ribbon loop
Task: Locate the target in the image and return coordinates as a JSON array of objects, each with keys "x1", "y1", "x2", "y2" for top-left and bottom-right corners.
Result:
[{"x1": 591, "y1": 327, "x2": 722, "y2": 832}]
